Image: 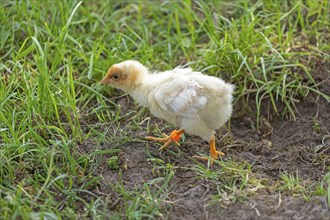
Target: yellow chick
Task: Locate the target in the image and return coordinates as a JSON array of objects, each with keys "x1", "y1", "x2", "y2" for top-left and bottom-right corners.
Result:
[{"x1": 100, "y1": 60, "x2": 234, "y2": 162}]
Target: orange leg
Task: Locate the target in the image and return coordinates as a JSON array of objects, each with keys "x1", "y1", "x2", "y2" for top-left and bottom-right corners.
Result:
[
  {"x1": 193, "y1": 134, "x2": 225, "y2": 163},
  {"x1": 145, "y1": 129, "x2": 185, "y2": 151}
]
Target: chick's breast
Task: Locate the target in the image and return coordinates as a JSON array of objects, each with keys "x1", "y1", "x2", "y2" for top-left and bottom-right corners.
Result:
[{"x1": 147, "y1": 69, "x2": 234, "y2": 141}]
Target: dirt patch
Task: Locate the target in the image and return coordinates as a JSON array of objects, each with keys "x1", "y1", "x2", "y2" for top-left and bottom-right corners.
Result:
[
  {"x1": 208, "y1": 195, "x2": 329, "y2": 220},
  {"x1": 229, "y1": 93, "x2": 330, "y2": 181}
]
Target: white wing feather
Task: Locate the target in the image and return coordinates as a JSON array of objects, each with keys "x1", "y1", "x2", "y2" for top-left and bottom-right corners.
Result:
[{"x1": 154, "y1": 75, "x2": 207, "y2": 118}]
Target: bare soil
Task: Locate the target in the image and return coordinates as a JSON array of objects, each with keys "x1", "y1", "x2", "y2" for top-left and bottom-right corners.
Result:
[{"x1": 91, "y1": 63, "x2": 330, "y2": 219}]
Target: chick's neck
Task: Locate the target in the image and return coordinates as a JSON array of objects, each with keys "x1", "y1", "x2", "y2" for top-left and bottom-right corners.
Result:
[{"x1": 128, "y1": 73, "x2": 152, "y2": 108}]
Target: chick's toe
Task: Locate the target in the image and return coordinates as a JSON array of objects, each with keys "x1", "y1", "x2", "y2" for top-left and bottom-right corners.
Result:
[{"x1": 145, "y1": 129, "x2": 185, "y2": 151}]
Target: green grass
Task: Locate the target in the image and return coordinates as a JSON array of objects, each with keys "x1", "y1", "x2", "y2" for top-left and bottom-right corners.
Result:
[{"x1": 0, "y1": 0, "x2": 330, "y2": 219}]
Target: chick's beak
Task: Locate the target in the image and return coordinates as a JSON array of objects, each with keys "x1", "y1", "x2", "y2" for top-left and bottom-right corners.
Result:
[{"x1": 100, "y1": 75, "x2": 109, "y2": 85}]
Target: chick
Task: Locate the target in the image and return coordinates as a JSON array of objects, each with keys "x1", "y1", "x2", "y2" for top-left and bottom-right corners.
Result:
[{"x1": 100, "y1": 60, "x2": 234, "y2": 162}]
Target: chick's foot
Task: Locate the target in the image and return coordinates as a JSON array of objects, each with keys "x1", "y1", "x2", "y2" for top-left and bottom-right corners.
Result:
[
  {"x1": 193, "y1": 134, "x2": 225, "y2": 164},
  {"x1": 210, "y1": 150, "x2": 225, "y2": 159},
  {"x1": 145, "y1": 129, "x2": 185, "y2": 151}
]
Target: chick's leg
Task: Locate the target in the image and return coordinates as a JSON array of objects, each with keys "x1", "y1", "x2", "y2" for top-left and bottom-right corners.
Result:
[
  {"x1": 145, "y1": 129, "x2": 185, "y2": 151},
  {"x1": 193, "y1": 134, "x2": 225, "y2": 163},
  {"x1": 209, "y1": 134, "x2": 225, "y2": 159}
]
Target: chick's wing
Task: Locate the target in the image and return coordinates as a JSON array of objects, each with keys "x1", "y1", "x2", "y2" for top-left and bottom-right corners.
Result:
[{"x1": 153, "y1": 75, "x2": 207, "y2": 118}]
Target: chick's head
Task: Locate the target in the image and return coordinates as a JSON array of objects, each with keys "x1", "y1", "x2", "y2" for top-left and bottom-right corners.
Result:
[{"x1": 100, "y1": 60, "x2": 147, "y2": 92}]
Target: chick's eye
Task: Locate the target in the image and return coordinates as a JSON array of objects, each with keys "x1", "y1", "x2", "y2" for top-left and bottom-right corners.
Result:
[{"x1": 111, "y1": 74, "x2": 119, "y2": 80}]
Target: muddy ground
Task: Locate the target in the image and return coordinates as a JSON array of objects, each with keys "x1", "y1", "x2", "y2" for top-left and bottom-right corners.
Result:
[{"x1": 91, "y1": 64, "x2": 330, "y2": 219}]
